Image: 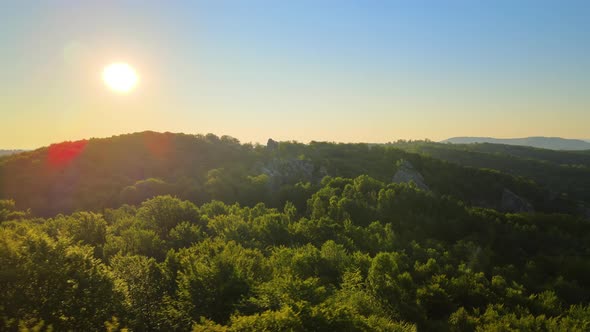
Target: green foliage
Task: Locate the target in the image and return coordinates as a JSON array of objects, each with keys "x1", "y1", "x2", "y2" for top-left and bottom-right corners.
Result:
[
  {"x1": 0, "y1": 199, "x2": 29, "y2": 222},
  {"x1": 2, "y1": 131, "x2": 585, "y2": 218},
  {"x1": 228, "y1": 306, "x2": 303, "y2": 331},
  {"x1": 391, "y1": 140, "x2": 590, "y2": 208},
  {"x1": 0, "y1": 226, "x2": 123, "y2": 331},
  {"x1": 137, "y1": 195, "x2": 201, "y2": 238},
  {"x1": 2, "y1": 135, "x2": 590, "y2": 331},
  {"x1": 119, "y1": 178, "x2": 171, "y2": 206},
  {"x1": 111, "y1": 254, "x2": 170, "y2": 330}
]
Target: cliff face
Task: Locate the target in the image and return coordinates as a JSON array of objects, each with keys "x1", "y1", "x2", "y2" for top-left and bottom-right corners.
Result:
[
  {"x1": 392, "y1": 160, "x2": 429, "y2": 191},
  {"x1": 501, "y1": 188, "x2": 534, "y2": 213},
  {"x1": 261, "y1": 158, "x2": 327, "y2": 189}
]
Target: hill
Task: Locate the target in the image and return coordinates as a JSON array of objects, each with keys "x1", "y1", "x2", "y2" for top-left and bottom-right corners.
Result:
[
  {"x1": 442, "y1": 136, "x2": 590, "y2": 151},
  {"x1": 390, "y1": 141, "x2": 590, "y2": 207},
  {"x1": 2, "y1": 131, "x2": 590, "y2": 330},
  {"x1": 0, "y1": 131, "x2": 581, "y2": 217}
]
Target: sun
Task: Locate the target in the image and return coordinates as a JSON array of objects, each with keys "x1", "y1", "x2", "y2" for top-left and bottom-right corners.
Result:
[{"x1": 102, "y1": 63, "x2": 138, "y2": 93}]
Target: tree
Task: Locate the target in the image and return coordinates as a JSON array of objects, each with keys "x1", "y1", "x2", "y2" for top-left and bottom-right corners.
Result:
[{"x1": 137, "y1": 195, "x2": 201, "y2": 238}]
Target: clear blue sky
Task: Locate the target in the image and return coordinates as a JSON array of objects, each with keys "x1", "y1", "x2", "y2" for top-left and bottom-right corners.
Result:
[{"x1": 1, "y1": 1, "x2": 589, "y2": 148}]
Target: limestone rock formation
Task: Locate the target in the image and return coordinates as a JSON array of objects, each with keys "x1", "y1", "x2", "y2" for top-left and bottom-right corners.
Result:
[
  {"x1": 577, "y1": 204, "x2": 590, "y2": 220},
  {"x1": 501, "y1": 188, "x2": 534, "y2": 213},
  {"x1": 266, "y1": 138, "x2": 279, "y2": 150},
  {"x1": 260, "y1": 158, "x2": 326, "y2": 190},
  {"x1": 392, "y1": 159, "x2": 429, "y2": 191}
]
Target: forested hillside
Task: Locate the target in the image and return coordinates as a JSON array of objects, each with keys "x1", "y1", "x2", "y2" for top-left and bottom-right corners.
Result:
[
  {"x1": 2, "y1": 132, "x2": 590, "y2": 331},
  {"x1": 0, "y1": 132, "x2": 582, "y2": 217},
  {"x1": 389, "y1": 141, "x2": 590, "y2": 212}
]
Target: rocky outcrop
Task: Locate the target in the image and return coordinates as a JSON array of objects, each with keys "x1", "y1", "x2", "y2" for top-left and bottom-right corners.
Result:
[
  {"x1": 577, "y1": 204, "x2": 590, "y2": 220},
  {"x1": 261, "y1": 158, "x2": 327, "y2": 189},
  {"x1": 262, "y1": 159, "x2": 313, "y2": 179},
  {"x1": 501, "y1": 188, "x2": 534, "y2": 213},
  {"x1": 392, "y1": 160, "x2": 429, "y2": 191},
  {"x1": 266, "y1": 138, "x2": 279, "y2": 150}
]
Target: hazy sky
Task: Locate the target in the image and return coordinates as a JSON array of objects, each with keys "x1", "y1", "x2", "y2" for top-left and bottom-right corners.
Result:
[{"x1": 1, "y1": 1, "x2": 589, "y2": 149}]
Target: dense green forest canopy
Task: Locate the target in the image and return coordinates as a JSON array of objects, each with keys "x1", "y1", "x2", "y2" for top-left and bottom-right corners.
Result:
[{"x1": 1, "y1": 132, "x2": 590, "y2": 331}]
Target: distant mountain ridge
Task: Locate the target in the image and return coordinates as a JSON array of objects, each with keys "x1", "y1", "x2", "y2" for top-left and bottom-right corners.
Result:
[
  {"x1": 442, "y1": 137, "x2": 590, "y2": 151},
  {"x1": 0, "y1": 150, "x2": 26, "y2": 157}
]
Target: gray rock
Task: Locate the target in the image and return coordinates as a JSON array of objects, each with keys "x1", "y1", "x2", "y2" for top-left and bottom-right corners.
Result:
[
  {"x1": 577, "y1": 204, "x2": 590, "y2": 220},
  {"x1": 392, "y1": 159, "x2": 429, "y2": 191},
  {"x1": 261, "y1": 158, "x2": 320, "y2": 189},
  {"x1": 266, "y1": 138, "x2": 279, "y2": 150},
  {"x1": 501, "y1": 188, "x2": 534, "y2": 213}
]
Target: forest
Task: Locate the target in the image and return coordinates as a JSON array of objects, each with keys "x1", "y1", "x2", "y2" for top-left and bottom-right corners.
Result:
[{"x1": 1, "y1": 131, "x2": 590, "y2": 331}]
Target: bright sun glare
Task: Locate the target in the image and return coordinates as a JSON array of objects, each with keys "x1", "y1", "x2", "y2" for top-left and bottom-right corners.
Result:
[{"x1": 102, "y1": 63, "x2": 138, "y2": 93}]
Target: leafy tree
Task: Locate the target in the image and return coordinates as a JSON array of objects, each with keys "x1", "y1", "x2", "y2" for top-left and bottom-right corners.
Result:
[
  {"x1": 0, "y1": 227, "x2": 123, "y2": 331},
  {"x1": 137, "y1": 195, "x2": 201, "y2": 238}
]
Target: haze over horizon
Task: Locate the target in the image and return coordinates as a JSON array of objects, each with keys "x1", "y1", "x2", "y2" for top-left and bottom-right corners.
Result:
[
  {"x1": 3, "y1": 131, "x2": 590, "y2": 152},
  {"x1": 2, "y1": 1, "x2": 589, "y2": 149}
]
